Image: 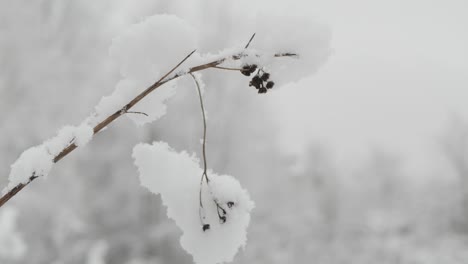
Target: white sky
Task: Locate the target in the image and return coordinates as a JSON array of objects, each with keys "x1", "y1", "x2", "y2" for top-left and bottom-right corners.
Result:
[{"x1": 267, "y1": 0, "x2": 468, "y2": 174}]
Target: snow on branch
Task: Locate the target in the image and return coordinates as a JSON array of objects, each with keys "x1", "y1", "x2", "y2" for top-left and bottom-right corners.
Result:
[
  {"x1": 133, "y1": 142, "x2": 254, "y2": 264},
  {"x1": 0, "y1": 48, "x2": 297, "y2": 207},
  {"x1": 2, "y1": 123, "x2": 93, "y2": 194}
]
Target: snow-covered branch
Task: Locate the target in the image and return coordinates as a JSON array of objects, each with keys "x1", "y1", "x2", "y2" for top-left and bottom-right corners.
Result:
[{"x1": 0, "y1": 50, "x2": 296, "y2": 208}]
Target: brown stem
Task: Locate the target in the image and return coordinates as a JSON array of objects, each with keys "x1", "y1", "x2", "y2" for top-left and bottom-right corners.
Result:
[
  {"x1": 125, "y1": 111, "x2": 149, "y2": 117},
  {"x1": 190, "y1": 73, "x2": 208, "y2": 181},
  {"x1": 244, "y1": 33, "x2": 256, "y2": 49},
  {"x1": 0, "y1": 51, "x2": 297, "y2": 208},
  {"x1": 212, "y1": 66, "x2": 243, "y2": 71}
]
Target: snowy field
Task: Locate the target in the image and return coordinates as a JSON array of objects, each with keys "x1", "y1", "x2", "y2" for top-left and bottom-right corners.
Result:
[{"x1": 1, "y1": 0, "x2": 468, "y2": 263}]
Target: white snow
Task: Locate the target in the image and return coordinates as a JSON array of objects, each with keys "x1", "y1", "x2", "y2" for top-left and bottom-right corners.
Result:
[
  {"x1": 124, "y1": 80, "x2": 177, "y2": 126},
  {"x1": 133, "y1": 142, "x2": 254, "y2": 264},
  {"x1": 89, "y1": 11, "x2": 328, "y2": 127},
  {"x1": 74, "y1": 124, "x2": 94, "y2": 147},
  {"x1": 109, "y1": 14, "x2": 198, "y2": 80},
  {"x1": 3, "y1": 10, "x2": 329, "y2": 263},
  {"x1": 44, "y1": 123, "x2": 94, "y2": 151},
  {"x1": 248, "y1": 14, "x2": 331, "y2": 87},
  {"x1": 89, "y1": 14, "x2": 201, "y2": 127},
  {"x1": 4, "y1": 122, "x2": 94, "y2": 193},
  {"x1": 5, "y1": 145, "x2": 53, "y2": 192},
  {"x1": 44, "y1": 125, "x2": 76, "y2": 156}
]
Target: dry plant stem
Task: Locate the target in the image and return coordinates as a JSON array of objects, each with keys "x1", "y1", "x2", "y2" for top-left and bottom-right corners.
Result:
[
  {"x1": 190, "y1": 73, "x2": 229, "y2": 225},
  {"x1": 244, "y1": 33, "x2": 256, "y2": 49},
  {"x1": 212, "y1": 66, "x2": 243, "y2": 71},
  {"x1": 0, "y1": 50, "x2": 297, "y2": 208},
  {"x1": 190, "y1": 73, "x2": 208, "y2": 181},
  {"x1": 125, "y1": 111, "x2": 149, "y2": 116},
  {"x1": 190, "y1": 73, "x2": 209, "y2": 225}
]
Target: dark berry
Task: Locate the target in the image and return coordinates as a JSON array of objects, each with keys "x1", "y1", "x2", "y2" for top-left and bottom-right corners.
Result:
[
  {"x1": 219, "y1": 216, "x2": 227, "y2": 223},
  {"x1": 261, "y1": 73, "x2": 270, "y2": 81},
  {"x1": 250, "y1": 75, "x2": 262, "y2": 89},
  {"x1": 241, "y1": 65, "x2": 252, "y2": 76},
  {"x1": 241, "y1": 65, "x2": 257, "y2": 76},
  {"x1": 258, "y1": 87, "x2": 267, "y2": 94},
  {"x1": 202, "y1": 224, "x2": 210, "y2": 232},
  {"x1": 266, "y1": 81, "x2": 275, "y2": 89},
  {"x1": 227, "y1": 201, "x2": 235, "y2": 208},
  {"x1": 241, "y1": 70, "x2": 251, "y2": 76},
  {"x1": 249, "y1": 65, "x2": 257, "y2": 73}
]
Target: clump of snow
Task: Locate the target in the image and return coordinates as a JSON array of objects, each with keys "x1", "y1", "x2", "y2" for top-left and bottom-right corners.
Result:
[
  {"x1": 44, "y1": 125, "x2": 76, "y2": 156},
  {"x1": 124, "y1": 80, "x2": 177, "y2": 126},
  {"x1": 45, "y1": 123, "x2": 94, "y2": 153},
  {"x1": 133, "y1": 142, "x2": 254, "y2": 264},
  {"x1": 4, "y1": 122, "x2": 94, "y2": 193},
  {"x1": 89, "y1": 14, "x2": 200, "y2": 126},
  {"x1": 215, "y1": 14, "x2": 331, "y2": 89},
  {"x1": 91, "y1": 74, "x2": 178, "y2": 127},
  {"x1": 88, "y1": 12, "x2": 328, "y2": 126},
  {"x1": 5, "y1": 145, "x2": 53, "y2": 192},
  {"x1": 74, "y1": 124, "x2": 94, "y2": 147},
  {"x1": 0, "y1": 207, "x2": 27, "y2": 261},
  {"x1": 250, "y1": 14, "x2": 331, "y2": 87},
  {"x1": 110, "y1": 14, "x2": 198, "y2": 80}
]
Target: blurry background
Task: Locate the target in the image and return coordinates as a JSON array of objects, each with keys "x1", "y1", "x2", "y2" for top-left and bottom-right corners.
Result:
[{"x1": 1, "y1": 0, "x2": 468, "y2": 263}]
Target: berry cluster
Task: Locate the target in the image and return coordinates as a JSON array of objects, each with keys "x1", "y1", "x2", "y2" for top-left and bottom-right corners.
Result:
[
  {"x1": 240, "y1": 64, "x2": 257, "y2": 76},
  {"x1": 241, "y1": 64, "x2": 275, "y2": 94},
  {"x1": 201, "y1": 200, "x2": 236, "y2": 232}
]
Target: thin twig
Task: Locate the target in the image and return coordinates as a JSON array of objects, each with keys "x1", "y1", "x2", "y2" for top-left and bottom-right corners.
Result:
[
  {"x1": 0, "y1": 50, "x2": 297, "y2": 208},
  {"x1": 191, "y1": 73, "x2": 210, "y2": 227},
  {"x1": 188, "y1": 74, "x2": 229, "y2": 225},
  {"x1": 275, "y1": 52, "x2": 298, "y2": 57},
  {"x1": 118, "y1": 49, "x2": 197, "y2": 118},
  {"x1": 190, "y1": 73, "x2": 208, "y2": 182},
  {"x1": 0, "y1": 50, "x2": 196, "y2": 207},
  {"x1": 125, "y1": 111, "x2": 149, "y2": 117},
  {"x1": 212, "y1": 66, "x2": 243, "y2": 71},
  {"x1": 244, "y1": 33, "x2": 256, "y2": 49}
]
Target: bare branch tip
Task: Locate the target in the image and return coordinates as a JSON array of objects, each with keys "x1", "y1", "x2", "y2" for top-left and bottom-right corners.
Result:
[
  {"x1": 244, "y1": 33, "x2": 256, "y2": 49},
  {"x1": 126, "y1": 111, "x2": 149, "y2": 117},
  {"x1": 188, "y1": 49, "x2": 197, "y2": 56}
]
